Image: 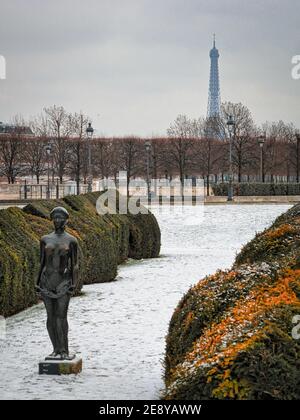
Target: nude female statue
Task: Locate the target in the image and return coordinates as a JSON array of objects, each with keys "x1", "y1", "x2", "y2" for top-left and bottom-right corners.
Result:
[{"x1": 36, "y1": 207, "x2": 79, "y2": 360}]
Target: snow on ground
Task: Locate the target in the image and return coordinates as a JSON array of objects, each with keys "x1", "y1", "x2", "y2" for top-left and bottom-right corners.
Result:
[
  {"x1": 0, "y1": 204, "x2": 291, "y2": 400},
  {"x1": 0, "y1": 205, "x2": 24, "y2": 210}
]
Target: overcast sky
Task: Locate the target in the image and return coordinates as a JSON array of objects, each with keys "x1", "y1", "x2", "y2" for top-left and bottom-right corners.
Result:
[{"x1": 0, "y1": 0, "x2": 299, "y2": 136}]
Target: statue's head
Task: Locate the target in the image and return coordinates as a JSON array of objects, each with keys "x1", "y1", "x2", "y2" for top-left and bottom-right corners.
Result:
[{"x1": 50, "y1": 207, "x2": 69, "y2": 231}]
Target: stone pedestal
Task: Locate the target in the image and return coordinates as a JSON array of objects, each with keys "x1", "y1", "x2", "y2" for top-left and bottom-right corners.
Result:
[{"x1": 39, "y1": 357, "x2": 82, "y2": 375}]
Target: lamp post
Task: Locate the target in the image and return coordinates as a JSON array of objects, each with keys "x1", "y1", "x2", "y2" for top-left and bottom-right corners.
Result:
[
  {"x1": 258, "y1": 134, "x2": 266, "y2": 183},
  {"x1": 45, "y1": 143, "x2": 52, "y2": 199},
  {"x1": 296, "y1": 131, "x2": 300, "y2": 183},
  {"x1": 227, "y1": 115, "x2": 235, "y2": 201},
  {"x1": 86, "y1": 122, "x2": 94, "y2": 193},
  {"x1": 145, "y1": 140, "x2": 151, "y2": 201}
]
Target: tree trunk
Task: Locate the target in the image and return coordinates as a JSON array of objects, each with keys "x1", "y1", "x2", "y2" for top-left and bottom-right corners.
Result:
[
  {"x1": 238, "y1": 166, "x2": 242, "y2": 183},
  {"x1": 76, "y1": 176, "x2": 80, "y2": 195},
  {"x1": 206, "y1": 175, "x2": 210, "y2": 196}
]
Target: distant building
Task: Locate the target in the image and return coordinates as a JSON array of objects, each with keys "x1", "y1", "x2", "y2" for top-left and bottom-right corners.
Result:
[
  {"x1": 0, "y1": 121, "x2": 34, "y2": 136},
  {"x1": 205, "y1": 35, "x2": 223, "y2": 139},
  {"x1": 207, "y1": 34, "x2": 221, "y2": 119}
]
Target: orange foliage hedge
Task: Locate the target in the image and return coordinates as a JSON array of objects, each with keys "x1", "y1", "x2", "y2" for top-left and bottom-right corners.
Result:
[{"x1": 164, "y1": 204, "x2": 300, "y2": 400}]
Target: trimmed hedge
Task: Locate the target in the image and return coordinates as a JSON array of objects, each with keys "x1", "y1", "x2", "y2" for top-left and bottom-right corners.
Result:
[
  {"x1": 212, "y1": 182, "x2": 300, "y2": 196},
  {"x1": 164, "y1": 203, "x2": 300, "y2": 400},
  {"x1": 0, "y1": 191, "x2": 161, "y2": 317},
  {"x1": 0, "y1": 207, "x2": 50, "y2": 317}
]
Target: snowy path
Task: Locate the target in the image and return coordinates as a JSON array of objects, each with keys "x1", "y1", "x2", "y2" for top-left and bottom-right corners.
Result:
[{"x1": 0, "y1": 204, "x2": 290, "y2": 400}]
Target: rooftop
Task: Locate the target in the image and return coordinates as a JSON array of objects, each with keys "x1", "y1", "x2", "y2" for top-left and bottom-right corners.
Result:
[{"x1": 0, "y1": 122, "x2": 34, "y2": 136}]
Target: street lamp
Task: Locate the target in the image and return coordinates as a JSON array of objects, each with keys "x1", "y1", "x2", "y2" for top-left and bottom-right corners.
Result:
[
  {"x1": 86, "y1": 122, "x2": 94, "y2": 193},
  {"x1": 296, "y1": 130, "x2": 300, "y2": 183},
  {"x1": 258, "y1": 134, "x2": 266, "y2": 183},
  {"x1": 45, "y1": 142, "x2": 52, "y2": 199},
  {"x1": 145, "y1": 140, "x2": 151, "y2": 201},
  {"x1": 227, "y1": 115, "x2": 235, "y2": 201}
]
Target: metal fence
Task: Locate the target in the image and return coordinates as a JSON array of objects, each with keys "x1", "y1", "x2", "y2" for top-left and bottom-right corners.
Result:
[{"x1": 0, "y1": 182, "x2": 90, "y2": 201}]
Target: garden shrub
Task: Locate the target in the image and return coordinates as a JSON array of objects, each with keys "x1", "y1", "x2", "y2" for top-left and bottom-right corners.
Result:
[
  {"x1": 212, "y1": 182, "x2": 300, "y2": 196},
  {"x1": 164, "y1": 203, "x2": 300, "y2": 400},
  {"x1": 0, "y1": 191, "x2": 161, "y2": 317}
]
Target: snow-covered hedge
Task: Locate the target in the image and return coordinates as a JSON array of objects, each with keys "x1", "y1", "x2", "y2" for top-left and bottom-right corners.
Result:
[
  {"x1": 0, "y1": 192, "x2": 161, "y2": 317},
  {"x1": 212, "y1": 182, "x2": 300, "y2": 196},
  {"x1": 164, "y1": 204, "x2": 300, "y2": 400}
]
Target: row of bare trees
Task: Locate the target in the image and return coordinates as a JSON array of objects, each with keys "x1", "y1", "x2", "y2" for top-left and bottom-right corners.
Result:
[{"x1": 0, "y1": 104, "x2": 299, "y2": 194}]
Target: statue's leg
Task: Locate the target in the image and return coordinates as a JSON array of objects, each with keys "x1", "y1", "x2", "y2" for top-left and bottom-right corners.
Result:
[
  {"x1": 55, "y1": 294, "x2": 70, "y2": 355},
  {"x1": 43, "y1": 296, "x2": 58, "y2": 353}
]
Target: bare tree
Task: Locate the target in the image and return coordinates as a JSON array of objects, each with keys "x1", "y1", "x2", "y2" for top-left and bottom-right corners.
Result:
[
  {"x1": 220, "y1": 102, "x2": 256, "y2": 182},
  {"x1": 67, "y1": 112, "x2": 89, "y2": 194},
  {"x1": 25, "y1": 114, "x2": 53, "y2": 183},
  {"x1": 0, "y1": 116, "x2": 27, "y2": 184},
  {"x1": 93, "y1": 138, "x2": 113, "y2": 185},
  {"x1": 195, "y1": 136, "x2": 224, "y2": 195},
  {"x1": 146, "y1": 138, "x2": 170, "y2": 195},
  {"x1": 166, "y1": 115, "x2": 198, "y2": 194},
  {"x1": 117, "y1": 137, "x2": 143, "y2": 195},
  {"x1": 261, "y1": 121, "x2": 295, "y2": 182},
  {"x1": 43, "y1": 105, "x2": 72, "y2": 183},
  {"x1": 22, "y1": 138, "x2": 47, "y2": 183}
]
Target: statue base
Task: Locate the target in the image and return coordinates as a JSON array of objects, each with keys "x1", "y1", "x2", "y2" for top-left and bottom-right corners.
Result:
[
  {"x1": 39, "y1": 357, "x2": 82, "y2": 375},
  {"x1": 45, "y1": 353, "x2": 76, "y2": 361}
]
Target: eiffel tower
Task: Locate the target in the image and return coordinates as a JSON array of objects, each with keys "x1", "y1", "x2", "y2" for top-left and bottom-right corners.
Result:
[{"x1": 207, "y1": 34, "x2": 221, "y2": 118}]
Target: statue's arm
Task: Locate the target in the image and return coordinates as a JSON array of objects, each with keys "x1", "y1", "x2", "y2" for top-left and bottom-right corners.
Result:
[
  {"x1": 36, "y1": 240, "x2": 46, "y2": 288},
  {"x1": 70, "y1": 240, "x2": 79, "y2": 290}
]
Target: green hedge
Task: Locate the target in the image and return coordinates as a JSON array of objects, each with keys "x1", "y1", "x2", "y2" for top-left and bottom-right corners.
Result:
[
  {"x1": 0, "y1": 208, "x2": 48, "y2": 317},
  {"x1": 164, "y1": 203, "x2": 300, "y2": 400},
  {"x1": 212, "y1": 182, "x2": 300, "y2": 196},
  {"x1": 0, "y1": 191, "x2": 161, "y2": 317}
]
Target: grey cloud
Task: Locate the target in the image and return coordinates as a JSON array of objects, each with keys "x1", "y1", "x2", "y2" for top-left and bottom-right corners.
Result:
[{"x1": 0, "y1": 0, "x2": 299, "y2": 136}]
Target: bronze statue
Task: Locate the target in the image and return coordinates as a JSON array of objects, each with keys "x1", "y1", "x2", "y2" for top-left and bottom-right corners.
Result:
[{"x1": 36, "y1": 207, "x2": 79, "y2": 361}]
